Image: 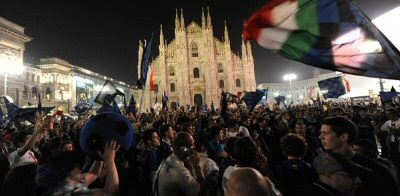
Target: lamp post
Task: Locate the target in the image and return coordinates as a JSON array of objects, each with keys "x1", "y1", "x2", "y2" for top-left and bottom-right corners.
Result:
[{"x1": 283, "y1": 73, "x2": 297, "y2": 102}]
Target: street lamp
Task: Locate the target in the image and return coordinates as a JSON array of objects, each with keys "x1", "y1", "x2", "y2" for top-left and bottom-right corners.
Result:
[
  {"x1": 0, "y1": 55, "x2": 24, "y2": 96},
  {"x1": 283, "y1": 73, "x2": 297, "y2": 101}
]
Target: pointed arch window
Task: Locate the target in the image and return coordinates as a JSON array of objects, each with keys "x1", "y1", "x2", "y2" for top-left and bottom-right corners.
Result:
[
  {"x1": 154, "y1": 84, "x2": 159, "y2": 93},
  {"x1": 218, "y1": 63, "x2": 224, "y2": 73},
  {"x1": 169, "y1": 67, "x2": 175, "y2": 76},
  {"x1": 192, "y1": 43, "x2": 198, "y2": 57},
  {"x1": 170, "y1": 83, "x2": 176, "y2": 92},
  {"x1": 219, "y1": 80, "x2": 224, "y2": 89},
  {"x1": 236, "y1": 79, "x2": 241, "y2": 87},
  {"x1": 193, "y1": 68, "x2": 200, "y2": 78}
]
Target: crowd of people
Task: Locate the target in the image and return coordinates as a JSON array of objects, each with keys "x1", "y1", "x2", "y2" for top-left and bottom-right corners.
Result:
[{"x1": 1, "y1": 97, "x2": 400, "y2": 196}]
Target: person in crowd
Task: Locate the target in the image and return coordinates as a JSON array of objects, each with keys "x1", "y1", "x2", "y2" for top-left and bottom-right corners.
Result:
[
  {"x1": 380, "y1": 108, "x2": 400, "y2": 165},
  {"x1": 352, "y1": 138, "x2": 400, "y2": 185},
  {"x1": 222, "y1": 136, "x2": 269, "y2": 194},
  {"x1": 273, "y1": 133, "x2": 317, "y2": 196},
  {"x1": 154, "y1": 132, "x2": 206, "y2": 196},
  {"x1": 353, "y1": 107, "x2": 376, "y2": 144},
  {"x1": 195, "y1": 136, "x2": 219, "y2": 196},
  {"x1": 158, "y1": 124, "x2": 175, "y2": 160},
  {"x1": 297, "y1": 151, "x2": 367, "y2": 196},
  {"x1": 136, "y1": 128, "x2": 161, "y2": 195},
  {"x1": 60, "y1": 140, "x2": 74, "y2": 152},
  {"x1": 36, "y1": 140, "x2": 120, "y2": 196},
  {"x1": 226, "y1": 167, "x2": 281, "y2": 196},
  {"x1": 320, "y1": 116, "x2": 400, "y2": 196},
  {"x1": 208, "y1": 126, "x2": 227, "y2": 164},
  {"x1": 294, "y1": 122, "x2": 322, "y2": 163}
]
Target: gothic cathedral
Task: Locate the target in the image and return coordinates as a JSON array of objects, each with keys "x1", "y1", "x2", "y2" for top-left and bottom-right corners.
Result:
[{"x1": 138, "y1": 8, "x2": 256, "y2": 110}]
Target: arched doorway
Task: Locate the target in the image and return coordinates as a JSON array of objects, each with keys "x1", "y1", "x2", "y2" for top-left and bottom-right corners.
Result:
[{"x1": 194, "y1": 94, "x2": 203, "y2": 107}]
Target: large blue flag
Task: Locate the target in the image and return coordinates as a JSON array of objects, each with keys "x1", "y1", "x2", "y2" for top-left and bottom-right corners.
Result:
[
  {"x1": 318, "y1": 77, "x2": 346, "y2": 99},
  {"x1": 241, "y1": 90, "x2": 264, "y2": 111},
  {"x1": 137, "y1": 33, "x2": 154, "y2": 89},
  {"x1": 244, "y1": 0, "x2": 400, "y2": 79}
]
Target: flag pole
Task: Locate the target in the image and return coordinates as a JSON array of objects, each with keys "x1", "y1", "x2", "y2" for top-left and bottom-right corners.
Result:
[{"x1": 138, "y1": 86, "x2": 146, "y2": 115}]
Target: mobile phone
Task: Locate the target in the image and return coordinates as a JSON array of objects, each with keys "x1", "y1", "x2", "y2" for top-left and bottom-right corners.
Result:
[{"x1": 180, "y1": 146, "x2": 191, "y2": 158}]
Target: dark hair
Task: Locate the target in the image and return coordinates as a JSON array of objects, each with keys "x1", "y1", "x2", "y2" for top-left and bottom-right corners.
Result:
[
  {"x1": 142, "y1": 129, "x2": 157, "y2": 146},
  {"x1": 209, "y1": 126, "x2": 222, "y2": 138},
  {"x1": 280, "y1": 133, "x2": 307, "y2": 158},
  {"x1": 321, "y1": 116, "x2": 358, "y2": 144},
  {"x1": 226, "y1": 137, "x2": 238, "y2": 158},
  {"x1": 173, "y1": 132, "x2": 192, "y2": 152},
  {"x1": 159, "y1": 124, "x2": 171, "y2": 138},
  {"x1": 352, "y1": 139, "x2": 379, "y2": 159},
  {"x1": 36, "y1": 151, "x2": 84, "y2": 192},
  {"x1": 195, "y1": 136, "x2": 209, "y2": 152},
  {"x1": 180, "y1": 123, "x2": 192, "y2": 133},
  {"x1": 234, "y1": 137, "x2": 257, "y2": 167},
  {"x1": 12, "y1": 131, "x2": 33, "y2": 148}
]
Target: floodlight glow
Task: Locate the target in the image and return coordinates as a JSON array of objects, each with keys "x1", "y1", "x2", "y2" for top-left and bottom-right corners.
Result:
[
  {"x1": 274, "y1": 92, "x2": 280, "y2": 96},
  {"x1": 283, "y1": 73, "x2": 297, "y2": 81},
  {"x1": 287, "y1": 94, "x2": 292, "y2": 98},
  {"x1": 373, "y1": 6, "x2": 400, "y2": 50}
]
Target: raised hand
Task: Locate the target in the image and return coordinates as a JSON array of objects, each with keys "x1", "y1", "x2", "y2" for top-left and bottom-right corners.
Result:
[{"x1": 98, "y1": 140, "x2": 120, "y2": 163}]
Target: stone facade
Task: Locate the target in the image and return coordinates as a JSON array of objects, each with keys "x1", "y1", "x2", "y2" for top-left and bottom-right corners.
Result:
[
  {"x1": 138, "y1": 8, "x2": 256, "y2": 109},
  {"x1": 0, "y1": 17, "x2": 137, "y2": 112}
]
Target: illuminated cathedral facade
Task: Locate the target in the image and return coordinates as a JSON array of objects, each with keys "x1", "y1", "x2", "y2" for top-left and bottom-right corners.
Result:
[{"x1": 138, "y1": 8, "x2": 256, "y2": 109}]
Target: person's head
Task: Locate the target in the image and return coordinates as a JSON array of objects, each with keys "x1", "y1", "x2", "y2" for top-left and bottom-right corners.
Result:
[
  {"x1": 358, "y1": 107, "x2": 368, "y2": 118},
  {"x1": 142, "y1": 129, "x2": 160, "y2": 148},
  {"x1": 195, "y1": 137, "x2": 210, "y2": 154},
  {"x1": 226, "y1": 136, "x2": 238, "y2": 158},
  {"x1": 226, "y1": 167, "x2": 281, "y2": 196},
  {"x1": 209, "y1": 126, "x2": 224, "y2": 141},
  {"x1": 352, "y1": 139, "x2": 379, "y2": 159},
  {"x1": 280, "y1": 133, "x2": 307, "y2": 159},
  {"x1": 60, "y1": 141, "x2": 74, "y2": 152},
  {"x1": 159, "y1": 124, "x2": 176, "y2": 141},
  {"x1": 385, "y1": 108, "x2": 397, "y2": 121},
  {"x1": 234, "y1": 137, "x2": 257, "y2": 167},
  {"x1": 173, "y1": 132, "x2": 195, "y2": 160},
  {"x1": 180, "y1": 123, "x2": 195, "y2": 136},
  {"x1": 314, "y1": 152, "x2": 365, "y2": 196},
  {"x1": 320, "y1": 116, "x2": 357, "y2": 152},
  {"x1": 12, "y1": 131, "x2": 33, "y2": 148},
  {"x1": 36, "y1": 151, "x2": 84, "y2": 192},
  {"x1": 294, "y1": 122, "x2": 307, "y2": 137}
]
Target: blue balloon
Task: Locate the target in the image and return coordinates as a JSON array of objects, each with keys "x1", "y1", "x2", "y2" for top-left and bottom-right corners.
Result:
[{"x1": 80, "y1": 112, "x2": 134, "y2": 160}]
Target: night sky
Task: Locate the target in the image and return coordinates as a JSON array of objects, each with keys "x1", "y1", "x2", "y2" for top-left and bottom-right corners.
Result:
[{"x1": 1, "y1": 0, "x2": 399, "y2": 85}]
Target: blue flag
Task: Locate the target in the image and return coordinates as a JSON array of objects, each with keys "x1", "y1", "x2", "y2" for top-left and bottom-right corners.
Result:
[
  {"x1": 97, "y1": 100, "x2": 121, "y2": 114},
  {"x1": 75, "y1": 97, "x2": 95, "y2": 116},
  {"x1": 94, "y1": 80, "x2": 124, "y2": 106},
  {"x1": 318, "y1": 77, "x2": 346, "y2": 99},
  {"x1": 137, "y1": 33, "x2": 154, "y2": 89},
  {"x1": 241, "y1": 90, "x2": 264, "y2": 111},
  {"x1": 126, "y1": 95, "x2": 136, "y2": 115}
]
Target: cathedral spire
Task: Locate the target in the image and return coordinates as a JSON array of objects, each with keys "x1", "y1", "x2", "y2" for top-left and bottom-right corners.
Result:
[
  {"x1": 175, "y1": 9, "x2": 180, "y2": 30},
  {"x1": 224, "y1": 21, "x2": 230, "y2": 43},
  {"x1": 201, "y1": 7, "x2": 206, "y2": 28},
  {"x1": 180, "y1": 8, "x2": 185, "y2": 29},
  {"x1": 207, "y1": 7, "x2": 212, "y2": 29},
  {"x1": 241, "y1": 34, "x2": 247, "y2": 59},
  {"x1": 137, "y1": 40, "x2": 144, "y2": 79},
  {"x1": 160, "y1": 24, "x2": 164, "y2": 47}
]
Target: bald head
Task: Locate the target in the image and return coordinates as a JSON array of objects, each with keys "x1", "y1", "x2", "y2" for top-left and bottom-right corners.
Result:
[{"x1": 226, "y1": 168, "x2": 281, "y2": 196}]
